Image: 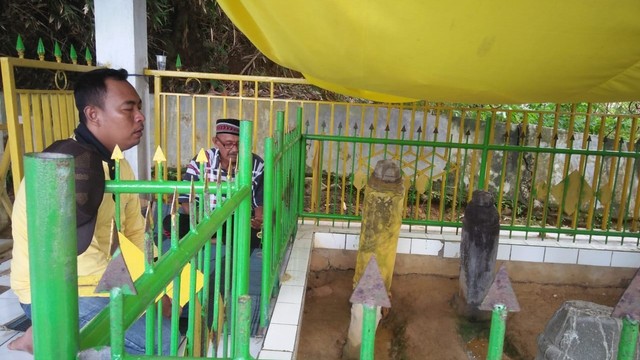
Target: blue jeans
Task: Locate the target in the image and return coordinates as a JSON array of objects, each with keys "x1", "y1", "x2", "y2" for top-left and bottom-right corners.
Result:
[{"x1": 21, "y1": 297, "x2": 171, "y2": 355}]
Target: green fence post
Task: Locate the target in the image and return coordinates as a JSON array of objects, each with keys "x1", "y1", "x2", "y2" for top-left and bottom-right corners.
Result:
[
  {"x1": 235, "y1": 295, "x2": 252, "y2": 359},
  {"x1": 298, "y1": 109, "x2": 307, "y2": 224},
  {"x1": 275, "y1": 112, "x2": 285, "y2": 261},
  {"x1": 486, "y1": 304, "x2": 507, "y2": 360},
  {"x1": 261, "y1": 137, "x2": 274, "y2": 327},
  {"x1": 109, "y1": 287, "x2": 125, "y2": 359},
  {"x1": 360, "y1": 305, "x2": 377, "y2": 360},
  {"x1": 25, "y1": 153, "x2": 79, "y2": 359},
  {"x1": 296, "y1": 107, "x2": 304, "y2": 222},
  {"x1": 477, "y1": 116, "x2": 493, "y2": 190},
  {"x1": 617, "y1": 316, "x2": 639, "y2": 360},
  {"x1": 234, "y1": 120, "x2": 254, "y2": 354}
]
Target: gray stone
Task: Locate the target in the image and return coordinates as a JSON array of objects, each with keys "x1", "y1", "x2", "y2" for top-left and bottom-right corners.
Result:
[
  {"x1": 536, "y1": 300, "x2": 640, "y2": 360},
  {"x1": 456, "y1": 190, "x2": 500, "y2": 320}
]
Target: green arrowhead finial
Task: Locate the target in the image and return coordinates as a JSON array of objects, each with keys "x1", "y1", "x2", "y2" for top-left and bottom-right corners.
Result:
[
  {"x1": 54, "y1": 41, "x2": 62, "y2": 62},
  {"x1": 16, "y1": 35, "x2": 25, "y2": 58},
  {"x1": 176, "y1": 54, "x2": 182, "y2": 71},
  {"x1": 70, "y1": 44, "x2": 78, "y2": 64},
  {"x1": 85, "y1": 48, "x2": 93, "y2": 66},
  {"x1": 37, "y1": 38, "x2": 45, "y2": 60}
]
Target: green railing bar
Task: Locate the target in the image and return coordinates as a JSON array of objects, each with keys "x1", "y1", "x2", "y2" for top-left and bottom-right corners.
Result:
[
  {"x1": 299, "y1": 211, "x2": 639, "y2": 239},
  {"x1": 606, "y1": 145, "x2": 624, "y2": 243},
  {"x1": 592, "y1": 143, "x2": 609, "y2": 242},
  {"x1": 486, "y1": 304, "x2": 507, "y2": 360},
  {"x1": 617, "y1": 316, "x2": 639, "y2": 360},
  {"x1": 110, "y1": 287, "x2": 125, "y2": 359},
  {"x1": 231, "y1": 120, "x2": 254, "y2": 355},
  {"x1": 79, "y1": 186, "x2": 251, "y2": 350},
  {"x1": 525, "y1": 135, "x2": 543, "y2": 240},
  {"x1": 235, "y1": 295, "x2": 252, "y2": 359},
  {"x1": 574, "y1": 141, "x2": 591, "y2": 242},
  {"x1": 105, "y1": 181, "x2": 233, "y2": 194},
  {"x1": 262, "y1": 137, "x2": 274, "y2": 327},
  {"x1": 360, "y1": 305, "x2": 377, "y2": 360},
  {"x1": 426, "y1": 129, "x2": 438, "y2": 223},
  {"x1": 298, "y1": 111, "x2": 307, "y2": 225},
  {"x1": 302, "y1": 134, "x2": 640, "y2": 159},
  {"x1": 25, "y1": 153, "x2": 79, "y2": 359}
]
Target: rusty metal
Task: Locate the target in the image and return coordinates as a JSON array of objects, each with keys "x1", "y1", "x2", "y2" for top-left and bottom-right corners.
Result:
[
  {"x1": 612, "y1": 268, "x2": 640, "y2": 321},
  {"x1": 350, "y1": 256, "x2": 391, "y2": 308},
  {"x1": 479, "y1": 265, "x2": 520, "y2": 312},
  {"x1": 95, "y1": 249, "x2": 137, "y2": 295}
]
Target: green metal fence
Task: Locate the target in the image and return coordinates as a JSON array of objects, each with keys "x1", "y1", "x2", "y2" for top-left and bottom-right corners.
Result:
[
  {"x1": 260, "y1": 109, "x2": 304, "y2": 327},
  {"x1": 301, "y1": 104, "x2": 640, "y2": 245},
  {"x1": 28, "y1": 121, "x2": 262, "y2": 358}
]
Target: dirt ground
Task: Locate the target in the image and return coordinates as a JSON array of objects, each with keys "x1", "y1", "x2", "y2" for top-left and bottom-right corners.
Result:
[{"x1": 298, "y1": 269, "x2": 625, "y2": 360}]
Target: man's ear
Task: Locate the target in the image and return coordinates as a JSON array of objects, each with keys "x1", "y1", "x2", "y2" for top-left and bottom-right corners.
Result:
[{"x1": 84, "y1": 105, "x2": 99, "y2": 126}]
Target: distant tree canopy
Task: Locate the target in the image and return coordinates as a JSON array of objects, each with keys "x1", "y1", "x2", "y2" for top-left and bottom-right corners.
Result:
[{"x1": 0, "y1": 0, "x2": 292, "y2": 88}]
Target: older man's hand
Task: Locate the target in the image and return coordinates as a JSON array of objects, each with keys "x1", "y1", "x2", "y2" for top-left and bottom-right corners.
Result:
[{"x1": 251, "y1": 206, "x2": 264, "y2": 230}]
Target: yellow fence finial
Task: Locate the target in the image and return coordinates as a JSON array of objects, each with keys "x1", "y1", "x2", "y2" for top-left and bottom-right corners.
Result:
[
  {"x1": 196, "y1": 148, "x2": 207, "y2": 163},
  {"x1": 111, "y1": 145, "x2": 124, "y2": 161},
  {"x1": 153, "y1": 146, "x2": 167, "y2": 163}
]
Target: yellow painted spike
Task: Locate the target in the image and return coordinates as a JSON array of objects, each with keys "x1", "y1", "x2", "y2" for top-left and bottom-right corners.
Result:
[
  {"x1": 153, "y1": 146, "x2": 167, "y2": 162},
  {"x1": 111, "y1": 145, "x2": 124, "y2": 160},
  {"x1": 196, "y1": 148, "x2": 207, "y2": 163}
]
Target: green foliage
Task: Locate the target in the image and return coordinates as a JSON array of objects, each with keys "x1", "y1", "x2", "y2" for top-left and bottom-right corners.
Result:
[{"x1": 0, "y1": 0, "x2": 291, "y2": 91}]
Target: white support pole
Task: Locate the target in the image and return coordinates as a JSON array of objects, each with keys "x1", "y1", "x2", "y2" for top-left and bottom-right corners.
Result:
[{"x1": 94, "y1": 0, "x2": 150, "y2": 180}]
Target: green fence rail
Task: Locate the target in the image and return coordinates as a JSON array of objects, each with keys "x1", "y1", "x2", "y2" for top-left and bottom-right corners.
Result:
[
  {"x1": 261, "y1": 109, "x2": 304, "y2": 327},
  {"x1": 27, "y1": 121, "x2": 267, "y2": 358},
  {"x1": 301, "y1": 105, "x2": 640, "y2": 245}
]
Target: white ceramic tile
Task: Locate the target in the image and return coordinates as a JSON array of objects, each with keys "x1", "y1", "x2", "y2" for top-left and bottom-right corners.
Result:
[
  {"x1": 426, "y1": 234, "x2": 445, "y2": 241},
  {"x1": 510, "y1": 245, "x2": 545, "y2": 263},
  {"x1": 396, "y1": 238, "x2": 411, "y2": 254},
  {"x1": 293, "y1": 237, "x2": 312, "y2": 251},
  {"x1": 610, "y1": 252, "x2": 640, "y2": 268},
  {"x1": 578, "y1": 249, "x2": 612, "y2": 266},
  {"x1": 442, "y1": 233, "x2": 461, "y2": 241},
  {"x1": 0, "y1": 289, "x2": 17, "y2": 300},
  {"x1": 345, "y1": 234, "x2": 359, "y2": 250},
  {"x1": 277, "y1": 285, "x2": 305, "y2": 304},
  {"x1": 544, "y1": 247, "x2": 579, "y2": 265},
  {"x1": 497, "y1": 244, "x2": 511, "y2": 260},
  {"x1": 313, "y1": 233, "x2": 345, "y2": 249},
  {"x1": 263, "y1": 324, "x2": 298, "y2": 352},
  {"x1": 271, "y1": 302, "x2": 302, "y2": 325},
  {"x1": 410, "y1": 239, "x2": 443, "y2": 256},
  {"x1": 443, "y1": 242, "x2": 460, "y2": 258},
  {"x1": 285, "y1": 255, "x2": 310, "y2": 273},
  {"x1": 281, "y1": 270, "x2": 306, "y2": 287},
  {"x1": 250, "y1": 337, "x2": 264, "y2": 358},
  {"x1": 289, "y1": 246, "x2": 311, "y2": 262},
  {"x1": 0, "y1": 299, "x2": 25, "y2": 326},
  {"x1": 259, "y1": 350, "x2": 293, "y2": 359},
  {"x1": 0, "y1": 259, "x2": 11, "y2": 273}
]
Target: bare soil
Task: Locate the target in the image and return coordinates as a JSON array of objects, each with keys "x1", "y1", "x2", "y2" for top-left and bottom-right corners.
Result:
[{"x1": 298, "y1": 269, "x2": 625, "y2": 360}]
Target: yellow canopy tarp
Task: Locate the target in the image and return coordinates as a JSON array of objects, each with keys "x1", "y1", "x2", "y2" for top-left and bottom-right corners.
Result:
[{"x1": 218, "y1": 1, "x2": 640, "y2": 104}]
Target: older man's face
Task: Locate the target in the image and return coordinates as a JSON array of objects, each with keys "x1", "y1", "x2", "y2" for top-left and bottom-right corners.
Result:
[{"x1": 215, "y1": 133, "x2": 240, "y2": 166}]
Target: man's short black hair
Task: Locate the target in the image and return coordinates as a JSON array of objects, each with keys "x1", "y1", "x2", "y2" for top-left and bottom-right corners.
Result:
[{"x1": 74, "y1": 68, "x2": 129, "y2": 124}]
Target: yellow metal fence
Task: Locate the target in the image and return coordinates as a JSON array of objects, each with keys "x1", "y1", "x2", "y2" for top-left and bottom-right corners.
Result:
[{"x1": 2, "y1": 58, "x2": 639, "y2": 245}]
